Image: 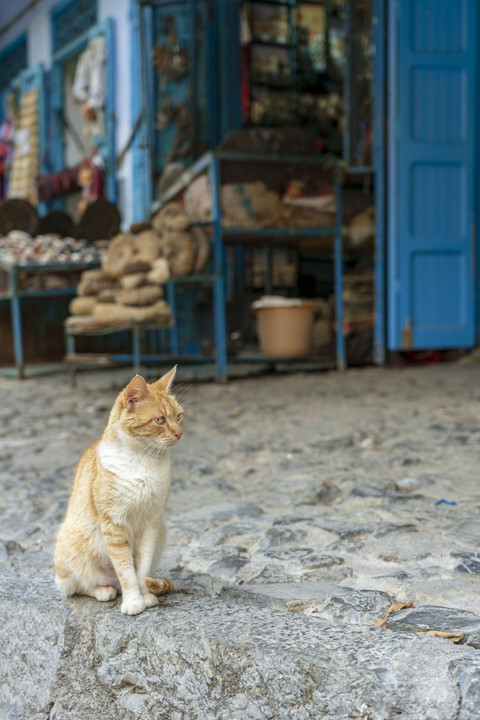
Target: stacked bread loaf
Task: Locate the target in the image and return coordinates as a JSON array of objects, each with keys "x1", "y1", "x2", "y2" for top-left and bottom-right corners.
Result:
[{"x1": 66, "y1": 202, "x2": 210, "y2": 330}]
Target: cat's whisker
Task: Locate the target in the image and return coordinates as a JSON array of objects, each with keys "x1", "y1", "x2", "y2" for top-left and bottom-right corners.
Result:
[
  {"x1": 174, "y1": 384, "x2": 192, "y2": 403},
  {"x1": 142, "y1": 439, "x2": 157, "y2": 452},
  {"x1": 141, "y1": 441, "x2": 158, "y2": 460}
]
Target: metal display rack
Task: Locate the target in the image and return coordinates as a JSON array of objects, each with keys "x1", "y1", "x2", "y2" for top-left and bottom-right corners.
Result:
[
  {"x1": 0, "y1": 257, "x2": 100, "y2": 379},
  {"x1": 0, "y1": 150, "x2": 345, "y2": 382},
  {"x1": 153, "y1": 148, "x2": 346, "y2": 380}
]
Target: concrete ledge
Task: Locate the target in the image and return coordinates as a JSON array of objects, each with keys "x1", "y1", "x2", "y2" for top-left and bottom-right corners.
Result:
[{"x1": 2, "y1": 566, "x2": 480, "y2": 720}]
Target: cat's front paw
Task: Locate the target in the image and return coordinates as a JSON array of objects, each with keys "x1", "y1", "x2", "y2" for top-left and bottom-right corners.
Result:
[{"x1": 121, "y1": 594, "x2": 146, "y2": 616}]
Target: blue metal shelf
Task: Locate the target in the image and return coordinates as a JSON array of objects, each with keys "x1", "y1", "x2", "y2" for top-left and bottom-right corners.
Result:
[
  {"x1": 155, "y1": 149, "x2": 346, "y2": 378},
  {"x1": 0, "y1": 256, "x2": 101, "y2": 379}
]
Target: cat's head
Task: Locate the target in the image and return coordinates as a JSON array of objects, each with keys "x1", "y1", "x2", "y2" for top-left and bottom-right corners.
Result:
[{"x1": 114, "y1": 366, "x2": 183, "y2": 447}]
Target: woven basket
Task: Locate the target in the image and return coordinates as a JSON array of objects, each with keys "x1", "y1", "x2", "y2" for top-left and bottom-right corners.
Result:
[
  {"x1": 163, "y1": 230, "x2": 196, "y2": 277},
  {"x1": 69, "y1": 296, "x2": 97, "y2": 316},
  {"x1": 152, "y1": 202, "x2": 190, "y2": 234},
  {"x1": 147, "y1": 257, "x2": 170, "y2": 285},
  {"x1": 115, "y1": 284, "x2": 163, "y2": 306},
  {"x1": 120, "y1": 272, "x2": 148, "y2": 290},
  {"x1": 133, "y1": 230, "x2": 162, "y2": 263},
  {"x1": 102, "y1": 234, "x2": 136, "y2": 277}
]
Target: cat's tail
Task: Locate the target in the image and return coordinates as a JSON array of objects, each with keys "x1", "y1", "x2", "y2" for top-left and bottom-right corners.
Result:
[{"x1": 144, "y1": 576, "x2": 174, "y2": 595}]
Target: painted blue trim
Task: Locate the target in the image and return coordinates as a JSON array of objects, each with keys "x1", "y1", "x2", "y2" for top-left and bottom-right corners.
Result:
[
  {"x1": 0, "y1": 34, "x2": 27, "y2": 132},
  {"x1": 130, "y1": 0, "x2": 152, "y2": 221},
  {"x1": 475, "y1": 7, "x2": 480, "y2": 347},
  {"x1": 104, "y1": 18, "x2": 116, "y2": 202},
  {"x1": 372, "y1": 0, "x2": 385, "y2": 364},
  {"x1": 188, "y1": 0, "x2": 198, "y2": 155},
  {"x1": 166, "y1": 280, "x2": 180, "y2": 353},
  {"x1": 334, "y1": 163, "x2": 345, "y2": 370},
  {"x1": 51, "y1": 20, "x2": 106, "y2": 64},
  {"x1": 217, "y1": 0, "x2": 241, "y2": 139},
  {"x1": 0, "y1": 33, "x2": 28, "y2": 90},
  {"x1": 0, "y1": 33, "x2": 27, "y2": 62},
  {"x1": 9, "y1": 267, "x2": 24, "y2": 378},
  {"x1": 223, "y1": 226, "x2": 341, "y2": 238},
  {"x1": 343, "y1": 0, "x2": 352, "y2": 166},
  {"x1": 208, "y1": 155, "x2": 228, "y2": 381},
  {"x1": 207, "y1": 0, "x2": 219, "y2": 146},
  {"x1": 387, "y1": 0, "x2": 399, "y2": 350},
  {"x1": 132, "y1": 325, "x2": 141, "y2": 372},
  {"x1": 51, "y1": 0, "x2": 97, "y2": 23},
  {"x1": 143, "y1": 3, "x2": 156, "y2": 191},
  {"x1": 230, "y1": 1, "x2": 243, "y2": 131},
  {"x1": 51, "y1": 0, "x2": 97, "y2": 55}
]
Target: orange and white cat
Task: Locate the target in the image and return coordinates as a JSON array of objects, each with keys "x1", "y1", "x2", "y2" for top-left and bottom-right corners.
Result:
[{"x1": 54, "y1": 366, "x2": 182, "y2": 615}]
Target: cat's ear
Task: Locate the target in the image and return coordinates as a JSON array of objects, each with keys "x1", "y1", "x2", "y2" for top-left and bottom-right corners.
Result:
[
  {"x1": 125, "y1": 375, "x2": 150, "y2": 411},
  {"x1": 153, "y1": 365, "x2": 177, "y2": 394}
]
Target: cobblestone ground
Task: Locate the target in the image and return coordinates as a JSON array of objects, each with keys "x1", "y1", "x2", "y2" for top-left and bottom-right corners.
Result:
[{"x1": 2, "y1": 362, "x2": 480, "y2": 719}]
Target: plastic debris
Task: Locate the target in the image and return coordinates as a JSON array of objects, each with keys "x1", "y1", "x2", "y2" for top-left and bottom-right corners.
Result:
[{"x1": 434, "y1": 499, "x2": 457, "y2": 506}]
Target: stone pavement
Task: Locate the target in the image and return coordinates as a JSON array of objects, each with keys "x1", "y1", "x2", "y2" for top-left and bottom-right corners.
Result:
[{"x1": 2, "y1": 362, "x2": 480, "y2": 719}]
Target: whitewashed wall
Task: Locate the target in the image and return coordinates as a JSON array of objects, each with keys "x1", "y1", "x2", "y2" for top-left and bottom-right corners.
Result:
[{"x1": 0, "y1": 0, "x2": 134, "y2": 230}]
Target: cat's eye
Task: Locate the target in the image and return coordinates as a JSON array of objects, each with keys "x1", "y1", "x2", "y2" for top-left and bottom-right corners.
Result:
[
  {"x1": 155, "y1": 416, "x2": 165, "y2": 425},
  {"x1": 177, "y1": 413, "x2": 183, "y2": 422}
]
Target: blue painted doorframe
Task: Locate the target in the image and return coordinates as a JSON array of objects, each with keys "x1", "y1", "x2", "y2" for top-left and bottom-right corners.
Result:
[
  {"x1": 387, "y1": 0, "x2": 477, "y2": 351},
  {"x1": 50, "y1": 19, "x2": 116, "y2": 202},
  {"x1": 372, "y1": 0, "x2": 386, "y2": 364}
]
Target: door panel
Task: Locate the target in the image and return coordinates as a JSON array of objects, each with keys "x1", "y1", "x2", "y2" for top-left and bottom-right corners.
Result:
[{"x1": 388, "y1": 0, "x2": 477, "y2": 349}]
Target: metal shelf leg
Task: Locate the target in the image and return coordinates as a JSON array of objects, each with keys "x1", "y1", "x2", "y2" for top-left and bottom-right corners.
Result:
[
  {"x1": 334, "y1": 165, "x2": 346, "y2": 370},
  {"x1": 209, "y1": 155, "x2": 228, "y2": 381},
  {"x1": 132, "y1": 326, "x2": 141, "y2": 374},
  {"x1": 10, "y1": 268, "x2": 25, "y2": 379},
  {"x1": 166, "y1": 280, "x2": 180, "y2": 355}
]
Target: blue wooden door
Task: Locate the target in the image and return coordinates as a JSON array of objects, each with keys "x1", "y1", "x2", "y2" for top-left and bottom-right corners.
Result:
[{"x1": 388, "y1": 0, "x2": 477, "y2": 350}]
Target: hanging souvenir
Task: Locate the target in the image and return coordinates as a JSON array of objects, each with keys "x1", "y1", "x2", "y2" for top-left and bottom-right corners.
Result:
[{"x1": 152, "y1": 18, "x2": 189, "y2": 83}]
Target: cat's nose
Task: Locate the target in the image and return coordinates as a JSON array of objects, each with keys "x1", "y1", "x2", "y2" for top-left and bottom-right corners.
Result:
[{"x1": 174, "y1": 430, "x2": 182, "y2": 440}]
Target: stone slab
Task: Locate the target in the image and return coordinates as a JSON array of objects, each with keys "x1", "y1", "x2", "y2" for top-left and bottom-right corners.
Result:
[
  {"x1": 388, "y1": 605, "x2": 480, "y2": 649},
  {"x1": 2, "y1": 585, "x2": 480, "y2": 720},
  {"x1": 3, "y1": 365, "x2": 480, "y2": 718},
  {"x1": 222, "y1": 581, "x2": 393, "y2": 625}
]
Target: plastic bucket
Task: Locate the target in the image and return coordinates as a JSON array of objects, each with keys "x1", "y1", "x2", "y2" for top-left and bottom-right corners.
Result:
[{"x1": 254, "y1": 301, "x2": 317, "y2": 358}]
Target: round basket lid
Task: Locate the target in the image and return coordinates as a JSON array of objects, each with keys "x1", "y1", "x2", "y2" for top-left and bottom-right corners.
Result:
[
  {"x1": 37, "y1": 211, "x2": 75, "y2": 238},
  {"x1": 0, "y1": 199, "x2": 39, "y2": 236},
  {"x1": 75, "y1": 198, "x2": 121, "y2": 241}
]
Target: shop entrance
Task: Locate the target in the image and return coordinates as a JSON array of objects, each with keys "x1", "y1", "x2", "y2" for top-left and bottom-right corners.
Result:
[{"x1": 50, "y1": 19, "x2": 116, "y2": 213}]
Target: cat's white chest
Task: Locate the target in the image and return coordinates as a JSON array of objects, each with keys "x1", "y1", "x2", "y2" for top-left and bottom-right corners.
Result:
[{"x1": 98, "y1": 437, "x2": 171, "y2": 519}]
